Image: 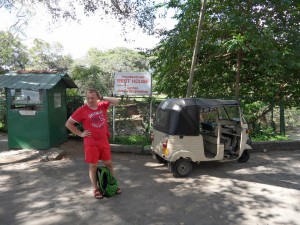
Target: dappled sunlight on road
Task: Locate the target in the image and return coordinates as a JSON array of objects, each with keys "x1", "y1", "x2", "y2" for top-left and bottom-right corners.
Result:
[
  {"x1": 231, "y1": 166, "x2": 282, "y2": 174},
  {"x1": 1, "y1": 150, "x2": 299, "y2": 225}
]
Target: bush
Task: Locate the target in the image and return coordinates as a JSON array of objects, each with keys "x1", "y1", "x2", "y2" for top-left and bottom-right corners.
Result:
[
  {"x1": 109, "y1": 135, "x2": 151, "y2": 146},
  {"x1": 250, "y1": 124, "x2": 289, "y2": 142}
]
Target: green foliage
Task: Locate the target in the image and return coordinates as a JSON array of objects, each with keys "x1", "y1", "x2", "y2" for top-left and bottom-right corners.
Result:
[
  {"x1": 74, "y1": 47, "x2": 151, "y2": 94},
  {"x1": 242, "y1": 101, "x2": 269, "y2": 125},
  {"x1": 109, "y1": 135, "x2": 151, "y2": 146},
  {"x1": 151, "y1": 0, "x2": 300, "y2": 109},
  {"x1": 28, "y1": 39, "x2": 74, "y2": 72},
  {"x1": 242, "y1": 101, "x2": 300, "y2": 141},
  {"x1": 0, "y1": 90, "x2": 6, "y2": 131},
  {"x1": 66, "y1": 92, "x2": 84, "y2": 116},
  {"x1": 0, "y1": 121, "x2": 6, "y2": 132},
  {"x1": 84, "y1": 47, "x2": 150, "y2": 74},
  {"x1": 250, "y1": 125, "x2": 289, "y2": 142},
  {"x1": 0, "y1": 32, "x2": 73, "y2": 72},
  {"x1": 71, "y1": 65, "x2": 109, "y2": 95}
]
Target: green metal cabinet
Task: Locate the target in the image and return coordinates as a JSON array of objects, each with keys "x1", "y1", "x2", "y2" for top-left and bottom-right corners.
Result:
[{"x1": 0, "y1": 71, "x2": 77, "y2": 149}]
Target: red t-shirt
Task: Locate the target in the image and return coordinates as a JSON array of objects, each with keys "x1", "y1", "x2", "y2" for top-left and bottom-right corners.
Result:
[{"x1": 70, "y1": 101, "x2": 110, "y2": 146}]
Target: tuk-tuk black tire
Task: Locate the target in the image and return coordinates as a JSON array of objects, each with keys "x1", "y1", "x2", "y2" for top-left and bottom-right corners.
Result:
[
  {"x1": 238, "y1": 149, "x2": 250, "y2": 163},
  {"x1": 173, "y1": 158, "x2": 192, "y2": 177},
  {"x1": 154, "y1": 154, "x2": 167, "y2": 164}
]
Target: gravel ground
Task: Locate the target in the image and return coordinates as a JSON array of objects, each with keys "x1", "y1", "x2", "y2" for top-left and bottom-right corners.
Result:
[{"x1": 1, "y1": 132, "x2": 300, "y2": 225}]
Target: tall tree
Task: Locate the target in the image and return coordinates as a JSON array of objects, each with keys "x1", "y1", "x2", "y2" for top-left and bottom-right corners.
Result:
[{"x1": 151, "y1": 0, "x2": 300, "y2": 109}]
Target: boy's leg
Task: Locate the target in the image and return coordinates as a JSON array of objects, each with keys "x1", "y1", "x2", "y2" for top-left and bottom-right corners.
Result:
[
  {"x1": 100, "y1": 143, "x2": 113, "y2": 174},
  {"x1": 84, "y1": 145, "x2": 103, "y2": 198},
  {"x1": 89, "y1": 163, "x2": 98, "y2": 190}
]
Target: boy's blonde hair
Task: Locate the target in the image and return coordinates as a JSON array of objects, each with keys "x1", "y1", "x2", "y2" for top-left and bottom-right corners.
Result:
[{"x1": 86, "y1": 88, "x2": 102, "y2": 100}]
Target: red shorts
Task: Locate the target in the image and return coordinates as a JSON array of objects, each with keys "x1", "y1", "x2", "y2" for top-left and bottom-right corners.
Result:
[{"x1": 84, "y1": 144, "x2": 111, "y2": 164}]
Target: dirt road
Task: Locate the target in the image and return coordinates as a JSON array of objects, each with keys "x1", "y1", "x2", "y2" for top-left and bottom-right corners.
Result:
[{"x1": 0, "y1": 137, "x2": 299, "y2": 225}]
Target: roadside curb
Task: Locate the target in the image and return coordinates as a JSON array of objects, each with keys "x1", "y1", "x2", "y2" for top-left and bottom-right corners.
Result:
[
  {"x1": 35, "y1": 141, "x2": 300, "y2": 162},
  {"x1": 110, "y1": 144, "x2": 152, "y2": 155},
  {"x1": 251, "y1": 140, "x2": 300, "y2": 152}
]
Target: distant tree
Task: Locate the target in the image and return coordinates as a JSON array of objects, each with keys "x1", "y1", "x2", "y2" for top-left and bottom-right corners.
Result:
[
  {"x1": 27, "y1": 39, "x2": 74, "y2": 72},
  {"x1": 85, "y1": 47, "x2": 149, "y2": 72},
  {"x1": 75, "y1": 47, "x2": 150, "y2": 93},
  {"x1": 71, "y1": 65, "x2": 108, "y2": 95},
  {"x1": 0, "y1": 31, "x2": 29, "y2": 72}
]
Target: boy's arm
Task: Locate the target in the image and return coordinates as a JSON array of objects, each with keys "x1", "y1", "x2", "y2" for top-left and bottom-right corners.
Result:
[
  {"x1": 65, "y1": 118, "x2": 90, "y2": 137},
  {"x1": 103, "y1": 97, "x2": 119, "y2": 106}
]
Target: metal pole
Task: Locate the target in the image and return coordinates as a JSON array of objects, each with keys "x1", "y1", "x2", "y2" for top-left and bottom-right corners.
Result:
[
  {"x1": 112, "y1": 72, "x2": 116, "y2": 141},
  {"x1": 112, "y1": 105, "x2": 115, "y2": 141}
]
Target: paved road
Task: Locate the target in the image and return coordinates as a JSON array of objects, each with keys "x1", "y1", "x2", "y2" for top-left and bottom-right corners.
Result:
[{"x1": 0, "y1": 140, "x2": 300, "y2": 225}]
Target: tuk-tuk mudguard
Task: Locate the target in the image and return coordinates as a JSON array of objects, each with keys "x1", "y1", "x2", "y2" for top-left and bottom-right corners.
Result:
[
  {"x1": 169, "y1": 150, "x2": 196, "y2": 162},
  {"x1": 245, "y1": 144, "x2": 252, "y2": 150}
]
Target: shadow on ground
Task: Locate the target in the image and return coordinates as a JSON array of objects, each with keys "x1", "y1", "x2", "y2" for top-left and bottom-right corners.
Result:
[{"x1": 0, "y1": 138, "x2": 299, "y2": 225}]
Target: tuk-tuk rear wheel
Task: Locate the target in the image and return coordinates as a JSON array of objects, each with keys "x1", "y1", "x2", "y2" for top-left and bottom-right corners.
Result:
[
  {"x1": 173, "y1": 158, "x2": 192, "y2": 177},
  {"x1": 238, "y1": 149, "x2": 250, "y2": 163},
  {"x1": 154, "y1": 153, "x2": 167, "y2": 164}
]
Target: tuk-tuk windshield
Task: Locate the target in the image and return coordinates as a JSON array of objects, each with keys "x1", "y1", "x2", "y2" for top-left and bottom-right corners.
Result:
[{"x1": 218, "y1": 106, "x2": 240, "y2": 121}]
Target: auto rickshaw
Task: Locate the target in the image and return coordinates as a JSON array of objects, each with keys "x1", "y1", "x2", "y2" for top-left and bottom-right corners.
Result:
[{"x1": 151, "y1": 98, "x2": 252, "y2": 177}]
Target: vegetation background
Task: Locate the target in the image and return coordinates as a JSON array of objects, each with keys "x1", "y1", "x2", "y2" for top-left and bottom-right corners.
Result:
[{"x1": 1, "y1": 0, "x2": 300, "y2": 145}]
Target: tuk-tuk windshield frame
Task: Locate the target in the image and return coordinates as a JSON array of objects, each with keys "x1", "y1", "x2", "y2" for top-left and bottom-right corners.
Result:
[{"x1": 218, "y1": 106, "x2": 241, "y2": 122}]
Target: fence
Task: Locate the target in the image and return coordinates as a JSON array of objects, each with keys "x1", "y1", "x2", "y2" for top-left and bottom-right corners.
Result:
[
  {"x1": 66, "y1": 95, "x2": 162, "y2": 138},
  {"x1": 0, "y1": 95, "x2": 299, "y2": 140}
]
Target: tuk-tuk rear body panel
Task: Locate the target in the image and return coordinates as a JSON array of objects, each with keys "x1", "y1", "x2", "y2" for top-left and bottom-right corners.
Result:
[
  {"x1": 152, "y1": 98, "x2": 251, "y2": 167},
  {"x1": 152, "y1": 130, "x2": 228, "y2": 162},
  {"x1": 152, "y1": 130, "x2": 205, "y2": 161}
]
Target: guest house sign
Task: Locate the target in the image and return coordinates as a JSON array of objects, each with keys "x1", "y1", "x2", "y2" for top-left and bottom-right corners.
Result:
[{"x1": 114, "y1": 72, "x2": 152, "y2": 96}]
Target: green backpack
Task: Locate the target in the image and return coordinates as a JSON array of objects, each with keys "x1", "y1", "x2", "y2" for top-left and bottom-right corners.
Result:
[{"x1": 96, "y1": 166, "x2": 119, "y2": 198}]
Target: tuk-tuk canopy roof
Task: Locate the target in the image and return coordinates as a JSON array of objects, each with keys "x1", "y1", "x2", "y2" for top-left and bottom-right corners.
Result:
[
  {"x1": 0, "y1": 70, "x2": 78, "y2": 90},
  {"x1": 154, "y1": 98, "x2": 240, "y2": 136},
  {"x1": 159, "y1": 98, "x2": 240, "y2": 111}
]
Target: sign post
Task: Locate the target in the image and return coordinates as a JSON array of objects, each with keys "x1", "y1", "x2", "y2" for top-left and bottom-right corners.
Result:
[{"x1": 112, "y1": 72, "x2": 152, "y2": 139}]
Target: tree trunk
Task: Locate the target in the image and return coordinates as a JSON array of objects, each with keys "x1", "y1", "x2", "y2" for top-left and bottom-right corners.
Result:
[
  {"x1": 235, "y1": 49, "x2": 242, "y2": 100},
  {"x1": 186, "y1": 0, "x2": 207, "y2": 97}
]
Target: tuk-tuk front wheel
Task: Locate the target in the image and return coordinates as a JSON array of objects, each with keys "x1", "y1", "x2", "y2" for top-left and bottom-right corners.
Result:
[
  {"x1": 238, "y1": 149, "x2": 250, "y2": 163},
  {"x1": 172, "y1": 158, "x2": 192, "y2": 177}
]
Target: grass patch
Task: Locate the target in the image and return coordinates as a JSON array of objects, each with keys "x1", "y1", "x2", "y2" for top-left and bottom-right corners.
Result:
[
  {"x1": 252, "y1": 134, "x2": 289, "y2": 142},
  {"x1": 0, "y1": 122, "x2": 7, "y2": 132},
  {"x1": 110, "y1": 135, "x2": 151, "y2": 146},
  {"x1": 67, "y1": 133, "x2": 151, "y2": 146}
]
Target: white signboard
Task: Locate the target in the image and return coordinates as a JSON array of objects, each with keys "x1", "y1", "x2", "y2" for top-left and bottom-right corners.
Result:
[{"x1": 114, "y1": 72, "x2": 152, "y2": 96}]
